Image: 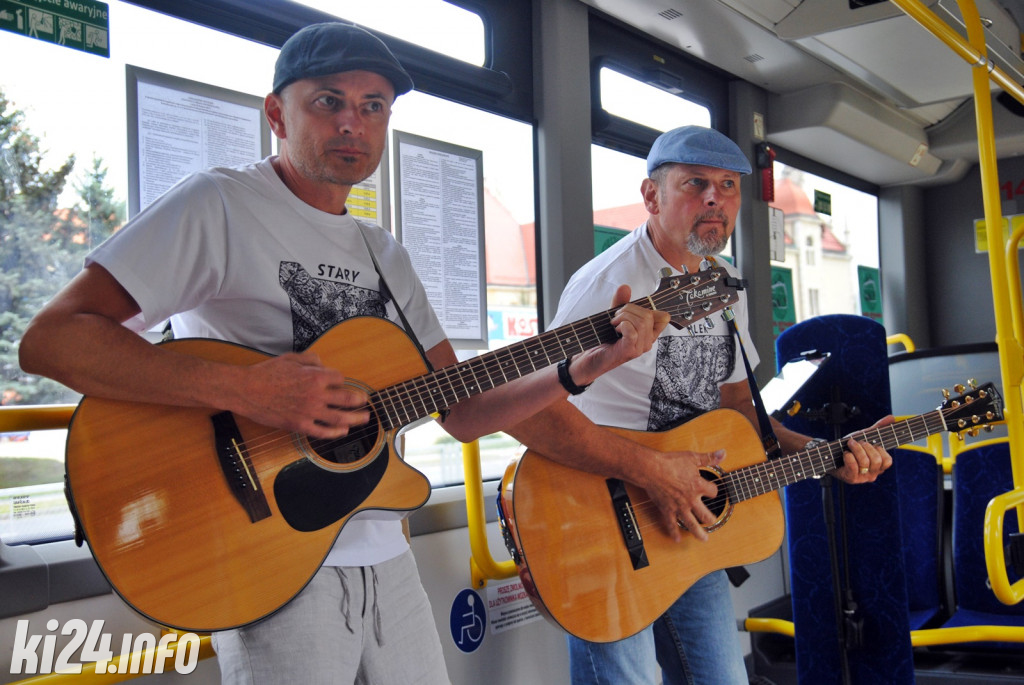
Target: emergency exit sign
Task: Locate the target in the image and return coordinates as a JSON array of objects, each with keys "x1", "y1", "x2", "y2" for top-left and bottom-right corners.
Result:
[{"x1": 0, "y1": 0, "x2": 109, "y2": 58}]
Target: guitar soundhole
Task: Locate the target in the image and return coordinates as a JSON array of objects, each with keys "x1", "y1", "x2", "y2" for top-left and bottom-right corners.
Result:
[
  {"x1": 699, "y1": 466, "x2": 732, "y2": 532},
  {"x1": 306, "y1": 412, "x2": 382, "y2": 468}
]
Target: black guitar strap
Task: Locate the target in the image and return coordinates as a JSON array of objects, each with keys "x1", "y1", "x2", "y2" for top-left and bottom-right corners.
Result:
[
  {"x1": 695, "y1": 256, "x2": 780, "y2": 460},
  {"x1": 714, "y1": 307, "x2": 780, "y2": 589},
  {"x1": 357, "y1": 224, "x2": 436, "y2": 375},
  {"x1": 723, "y1": 308, "x2": 782, "y2": 461}
]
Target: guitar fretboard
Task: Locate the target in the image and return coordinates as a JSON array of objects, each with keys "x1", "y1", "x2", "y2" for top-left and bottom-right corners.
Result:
[
  {"x1": 371, "y1": 311, "x2": 619, "y2": 430},
  {"x1": 722, "y1": 409, "x2": 951, "y2": 502},
  {"x1": 367, "y1": 267, "x2": 743, "y2": 431}
]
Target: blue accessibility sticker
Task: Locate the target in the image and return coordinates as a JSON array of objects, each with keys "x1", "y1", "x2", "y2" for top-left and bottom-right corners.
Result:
[{"x1": 449, "y1": 588, "x2": 487, "y2": 653}]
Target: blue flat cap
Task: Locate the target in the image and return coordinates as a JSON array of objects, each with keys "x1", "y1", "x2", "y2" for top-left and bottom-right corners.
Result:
[
  {"x1": 273, "y1": 23, "x2": 414, "y2": 96},
  {"x1": 647, "y1": 125, "x2": 752, "y2": 176}
]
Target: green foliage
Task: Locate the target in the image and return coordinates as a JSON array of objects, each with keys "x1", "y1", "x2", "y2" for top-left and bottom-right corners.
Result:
[
  {"x1": 0, "y1": 455, "x2": 65, "y2": 488},
  {"x1": 75, "y1": 156, "x2": 125, "y2": 246},
  {"x1": 0, "y1": 88, "x2": 123, "y2": 405}
]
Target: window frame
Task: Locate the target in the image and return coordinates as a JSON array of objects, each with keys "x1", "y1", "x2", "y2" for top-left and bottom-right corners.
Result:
[
  {"x1": 587, "y1": 12, "x2": 731, "y2": 159},
  {"x1": 122, "y1": 0, "x2": 534, "y2": 122}
]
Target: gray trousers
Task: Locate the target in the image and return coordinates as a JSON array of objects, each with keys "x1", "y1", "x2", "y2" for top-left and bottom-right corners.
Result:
[{"x1": 212, "y1": 550, "x2": 450, "y2": 684}]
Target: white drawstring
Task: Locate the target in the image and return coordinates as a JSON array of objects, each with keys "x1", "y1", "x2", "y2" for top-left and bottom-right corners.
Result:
[{"x1": 334, "y1": 567, "x2": 354, "y2": 634}]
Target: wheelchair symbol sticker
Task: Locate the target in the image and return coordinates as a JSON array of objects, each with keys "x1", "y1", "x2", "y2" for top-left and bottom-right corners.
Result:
[{"x1": 450, "y1": 588, "x2": 487, "y2": 653}]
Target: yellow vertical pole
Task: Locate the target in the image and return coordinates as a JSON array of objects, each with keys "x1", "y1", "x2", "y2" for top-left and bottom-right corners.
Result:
[
  {"x1": 956, "y1": 0, "x2": 1024, "y2": 465},
  {"x1": 889, "y1": 0, "x2": 1024, "y2": 604},
  {"x1": 462, "y1": 440, "x2": 517, "y2": 588}
]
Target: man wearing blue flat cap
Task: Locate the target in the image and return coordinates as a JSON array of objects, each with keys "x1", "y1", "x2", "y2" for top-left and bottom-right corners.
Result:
[
  {"x1": 20, "y1": 21, "x2": 670, "y2": 685},
  {"x1": 510, "y1": 125, "x2": 892, "y2": 684}
]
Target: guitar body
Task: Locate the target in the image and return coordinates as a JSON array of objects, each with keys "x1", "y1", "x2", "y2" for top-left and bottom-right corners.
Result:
[
  {"x1": 500, "y1": 409, "x2": 785, "y2": 643},
  {"x1": 65, "y1": 317, "x2": 431, "y2": 632}
]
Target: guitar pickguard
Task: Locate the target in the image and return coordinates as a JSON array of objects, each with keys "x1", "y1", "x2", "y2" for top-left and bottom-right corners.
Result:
[
  {"x1": 274, "y1": 432, "x2": 390, "y2": 532},
  {"x1": 274, "y1": 406, "x2": 398, "y2": 532}
]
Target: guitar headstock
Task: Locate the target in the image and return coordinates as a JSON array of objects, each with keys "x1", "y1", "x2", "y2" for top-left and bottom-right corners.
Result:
[
  {"x1": 939, "y1": 380, "x2": 1004, "y2": 436},
  {"x1": 647, "y1": 267, "x2": 747, "y2": 330}
]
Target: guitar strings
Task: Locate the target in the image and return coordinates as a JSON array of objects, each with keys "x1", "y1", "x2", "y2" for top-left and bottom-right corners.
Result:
[
  {"x1": 363, "y1": 280, "x2": 728, "y2": 430},
  {"x1": 221, "y1": 277, "x2": 734, "y2": 461},
  {"x1": 595, "y1": 409, "x2": 957, "y2": 538},
  {"x1": 227, "y1": 323, "x2": 612, "y2": 460}
]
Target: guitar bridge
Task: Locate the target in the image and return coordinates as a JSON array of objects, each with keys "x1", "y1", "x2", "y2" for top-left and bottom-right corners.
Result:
[
  {"x1": 211, "y1": 412, "x2": 272, "y2": 523},
  {"x1": 606, "y1": 479, "x2": 649, "y2": 571}
]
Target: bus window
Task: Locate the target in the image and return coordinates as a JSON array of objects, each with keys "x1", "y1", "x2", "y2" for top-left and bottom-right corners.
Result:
[
  {"x1": 387, "y1": 91, "x2": 537, "y2": 486},
  {"x1": 1, "y1": 3, "x2": 278, "y2": 545},
  {"x1": 1, "y1": 1, "x2": 534, "y2": 546},
  {"x1": 296, "y1": 0, "x2": 485, "y2": 66},
  {"x1": 599, "y1": 66, "x2": 711, "y2": 134},
  {"x1": 770, "y1": 162, "x2": 881, "y2": 325},
  {"x1": 591, "y1": 67, "x2": 712, "y2": 250}
]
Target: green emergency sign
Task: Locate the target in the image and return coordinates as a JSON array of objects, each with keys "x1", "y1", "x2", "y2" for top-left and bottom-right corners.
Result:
[
  {"x1": 813, "y1": 189, "x2": 832, "y2": 216},
  {"x1": 771, "y1": 266, "x2": 796, "y2": 338},
  {"x1": 858, "y1": 265, "x2": 883, "y2": 323},
  {"x1": 0, "y1": 0, "x2": 109, "y2": 58}
]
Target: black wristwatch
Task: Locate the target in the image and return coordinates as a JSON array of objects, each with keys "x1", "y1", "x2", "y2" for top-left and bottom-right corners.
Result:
[{"x1": 557, "y1": 355, "x2": 591, "y2": 395}]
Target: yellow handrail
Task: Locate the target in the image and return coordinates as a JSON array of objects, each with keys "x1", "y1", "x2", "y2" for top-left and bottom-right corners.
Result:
[
  {"x1": 890, "y1": 0, "x2": 1024, "y2": 607},
  {"x1": 0, "y1": 404, "x2": 76, "y2": 432},
  {"x1": 462, "y1": 440, "x2": 517, "y2": 588},
  {"x1": 889, "y1": 0, "x2": 1024, "y2": 105},
  {"x1": 886, "y1": 333, "x2": 916, "y2": 353},
  {"x1": 1007, "y1": 216, "x2": 1024, "y2": 347},
  {"x1": 984, "y1": 487, "x2": 1024, "y2": 606},
  {"x1": 911, "y1": 625, "x2": 1024, "y2": 646},
  {"x1": 744, "y1": 618, "x2": 1024, "y2": 646},
  {"x1": 743, "y1": 617, "x2": 794, "y2": 638}
]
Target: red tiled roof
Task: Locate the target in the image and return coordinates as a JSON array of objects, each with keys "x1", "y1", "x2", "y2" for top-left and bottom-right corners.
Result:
[
  {"x1": 484, "y1": 188, "x2": 534, "y2": 286},
  {"x1": 592, "y1": 204, "x2": 647, "y2": 231},
  {"x1": 770, "y1": 176, "x2": 816, "y2": 217}
]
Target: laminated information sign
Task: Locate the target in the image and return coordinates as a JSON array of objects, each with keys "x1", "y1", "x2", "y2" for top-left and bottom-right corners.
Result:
[{"x1": 0, "y1": 0, "x2": 109, "y2": 58}]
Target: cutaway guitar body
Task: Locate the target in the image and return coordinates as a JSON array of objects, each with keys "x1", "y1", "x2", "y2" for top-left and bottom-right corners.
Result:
[{"x1": 66, "y1": 318, "x2": 430, "y2": 632}]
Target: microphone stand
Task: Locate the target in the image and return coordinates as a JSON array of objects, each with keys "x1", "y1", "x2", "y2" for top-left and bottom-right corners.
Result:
[{"x1": 800, "y1": 385, "x2": 862, "y2": 685}]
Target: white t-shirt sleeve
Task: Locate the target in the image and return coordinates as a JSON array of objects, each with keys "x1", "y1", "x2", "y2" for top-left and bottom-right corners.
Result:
[{"x1": 87, "y1": 172, "x2": 228, "y2": 331}]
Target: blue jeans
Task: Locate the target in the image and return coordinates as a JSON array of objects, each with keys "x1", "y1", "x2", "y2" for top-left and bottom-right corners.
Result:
[{"x1": 567, "y1": 570, "x2": 747, "y2": 685}]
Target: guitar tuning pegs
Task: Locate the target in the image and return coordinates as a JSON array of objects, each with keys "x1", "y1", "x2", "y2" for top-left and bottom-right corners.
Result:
[
  {"x1": 659, "y1": 267, "x2": 672, "y2": 279},
  {"x1": 968, "y1": 378, "x2": 978, "y2": 389},
  {"x1": 942, "y1": 388, "x2": 951, "y2": 399},
  {"x1": 984, "y1": 425, "x2": 995, "y2": 433},
  {"x1": 954, "y1": 384, "x2": 966, "y2": 393}
]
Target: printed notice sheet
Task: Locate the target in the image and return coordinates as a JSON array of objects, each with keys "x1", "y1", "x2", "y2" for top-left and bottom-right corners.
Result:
[
  {"x1": 136, "y1": 80, "x2": 263, "y2": 211},
  {"x1": 395, "y1": 132, "x2": 486, "y2": 348}
]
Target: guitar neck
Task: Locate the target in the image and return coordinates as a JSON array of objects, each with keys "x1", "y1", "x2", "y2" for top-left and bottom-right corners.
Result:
[
  {"x1": 725, "y1": 409, "x2": 949, "y2": 502},
  {"x1": 371, "y1": 305, "x2": 625, "y2": 430}
]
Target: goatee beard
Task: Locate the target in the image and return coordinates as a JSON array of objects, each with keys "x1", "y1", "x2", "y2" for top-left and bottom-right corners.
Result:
[{"x1": 688, "y1": 231, "x2": 727, "y2": 256}]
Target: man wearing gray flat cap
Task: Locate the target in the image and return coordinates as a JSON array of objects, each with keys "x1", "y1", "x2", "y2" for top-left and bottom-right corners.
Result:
[
  {"x1": 509, "y1": 125, "x2": 892, "y2": 684},
  {"x1": 20, "y1": 21, "x2": 670, "y2": 685}
]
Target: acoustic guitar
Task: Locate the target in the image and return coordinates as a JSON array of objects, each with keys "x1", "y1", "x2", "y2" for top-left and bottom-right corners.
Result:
[
  {"x1": 65, "y1": 267, "x2": 744, "y2": 632},
  {"x1": 497, "y1": 382, "x2": 1003, "y2": 643}
]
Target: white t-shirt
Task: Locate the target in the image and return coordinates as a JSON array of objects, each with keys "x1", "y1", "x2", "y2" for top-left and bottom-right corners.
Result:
[
  {"x1": 551, "y1": 221, "x2": 758, "y2": 431},
  {"x1": 87, "y1": 157, "x2": 446, "y2": 566}
]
